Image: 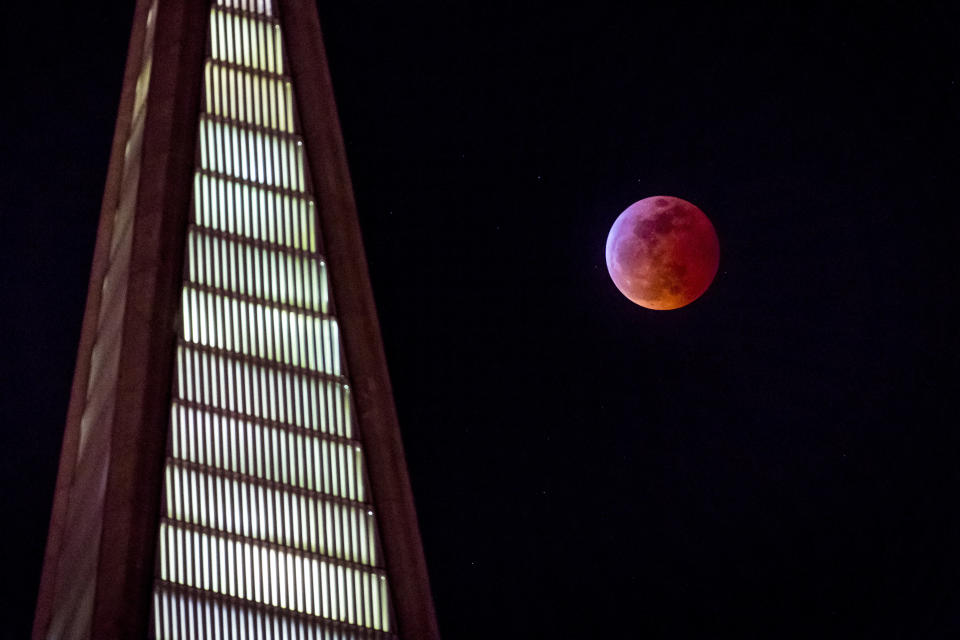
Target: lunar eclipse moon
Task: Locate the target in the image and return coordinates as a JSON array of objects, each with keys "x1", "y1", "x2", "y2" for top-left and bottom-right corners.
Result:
[{"x1": 605, "y1": 196, "x2": 720, "y2": 310}]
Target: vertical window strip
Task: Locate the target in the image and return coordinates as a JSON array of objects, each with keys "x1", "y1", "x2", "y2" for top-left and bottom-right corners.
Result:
[{"x1": 265, "y1": 20, "x2": 276, "y2": 74}]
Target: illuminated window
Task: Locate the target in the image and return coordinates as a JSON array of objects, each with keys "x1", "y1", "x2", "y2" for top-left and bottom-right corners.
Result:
[{"x1": 151, "y1": 5, "x2": 392, "y2": 637}]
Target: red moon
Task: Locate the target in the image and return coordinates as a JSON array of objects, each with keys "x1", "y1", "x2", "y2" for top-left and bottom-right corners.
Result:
[{"x1": 605, "y1": 196, "x2": 719, "y2": 310}]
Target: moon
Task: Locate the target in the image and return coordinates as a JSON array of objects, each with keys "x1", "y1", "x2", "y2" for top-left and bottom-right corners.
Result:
[{"x1": 605, "y1": 196, "x2": 719, "y2": 310}]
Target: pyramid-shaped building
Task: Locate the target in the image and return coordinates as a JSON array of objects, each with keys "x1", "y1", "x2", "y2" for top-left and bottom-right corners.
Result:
[{"x1": 33, "y1": 2, "x2": 439, "y2": 638}]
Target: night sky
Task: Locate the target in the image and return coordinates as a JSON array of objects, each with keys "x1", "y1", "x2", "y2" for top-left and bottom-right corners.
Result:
[{"x1": 2, "y1": 2, "x2": 959, "y2": 638}]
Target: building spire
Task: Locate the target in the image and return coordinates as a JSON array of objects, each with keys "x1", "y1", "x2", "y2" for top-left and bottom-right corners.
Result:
[{"x1": 34, "y1": 2, "x2": 439, "y2": 638}]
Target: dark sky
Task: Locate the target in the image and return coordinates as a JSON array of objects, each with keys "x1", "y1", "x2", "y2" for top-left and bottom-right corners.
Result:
[{"x1": 2, "y1": 2, "x2": 959, "y2": 638}]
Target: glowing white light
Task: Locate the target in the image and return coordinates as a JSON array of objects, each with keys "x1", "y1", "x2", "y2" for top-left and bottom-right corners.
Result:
[{"x1": 153, "y1": 2, "x2": 395, "y2": 635}]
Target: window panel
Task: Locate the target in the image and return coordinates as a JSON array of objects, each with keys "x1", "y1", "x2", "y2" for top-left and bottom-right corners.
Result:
[
  {"x1": 181, "y1": 285, "x2": 338, "y2": 373},
  {"x1": 168, "y1": 403, "x2": 366, "y2": 503},
  {"x1": 200, "y1": 117, "x2": 304, "y2": 191},
  {"x1": 192, "y1": 175, "x2": 314, "y2": 251},
  {"x1": 175, "y1": 346, "x2": 353, "y2": 437}
]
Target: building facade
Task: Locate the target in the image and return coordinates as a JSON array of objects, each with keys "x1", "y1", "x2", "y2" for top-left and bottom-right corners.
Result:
[{"x1": 33, "y1": 2, "x2": 438, "y2": 638}]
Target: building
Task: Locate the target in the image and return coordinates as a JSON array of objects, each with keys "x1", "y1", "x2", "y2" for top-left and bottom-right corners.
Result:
[{"x1": 32, "y1": 1, "x2": 439, "y2": 638}]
